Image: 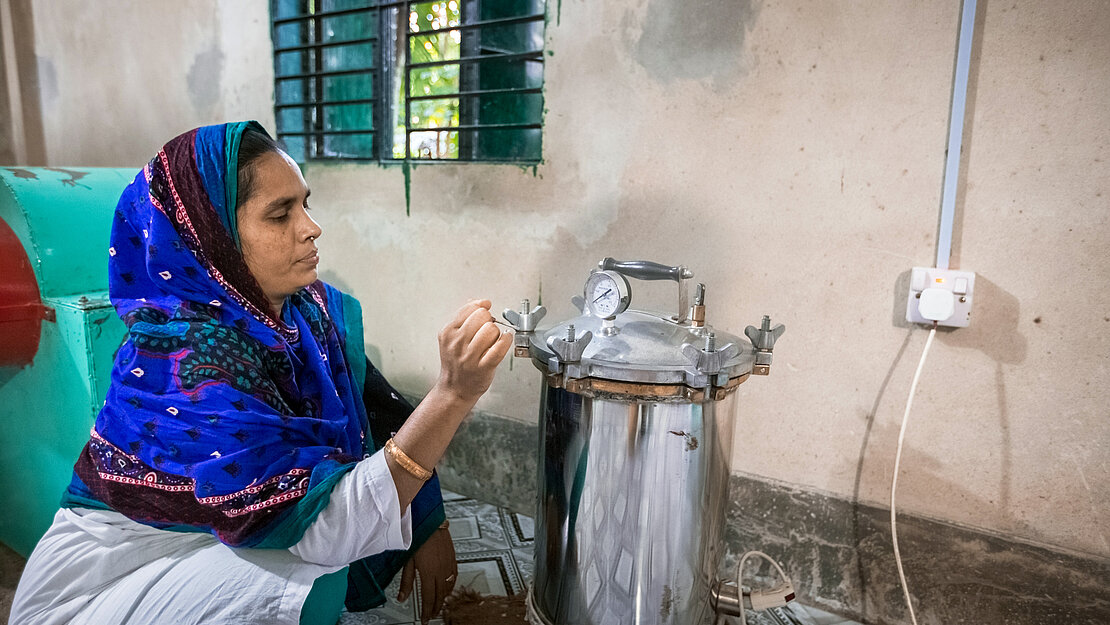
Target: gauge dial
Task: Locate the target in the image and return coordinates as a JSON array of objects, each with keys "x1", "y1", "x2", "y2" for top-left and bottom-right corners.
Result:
[{"x1": 584, "y1": 270, "x2": 631, "y2": 319}]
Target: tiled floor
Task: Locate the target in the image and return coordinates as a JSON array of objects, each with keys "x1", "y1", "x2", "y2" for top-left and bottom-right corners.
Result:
[
  {"x1": 784, "y1": 605, "x2": 862, "y2": 625},
  {"x1": 339, "y1": 490, "x2": 534, "y2": 625},
  {"x1": 0, "y1": 491, "x2": 859, "y2": 625},
  {"x1": 340, "y1": 491, "x2": 860, "y2": 625}
]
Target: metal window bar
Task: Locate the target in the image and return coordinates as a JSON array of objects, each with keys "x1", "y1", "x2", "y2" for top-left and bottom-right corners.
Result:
[
  {"x1": 275, "y1": 97, "x2": 378, "y2": 109},
  {"x1": 272, "y1": 3, "x2": 383, "y2": 26},
  {"x1": 409, "y1": 122, "x2": 541, "y2": 132},
  {"x1": 403, "y1": 1, "x2": 544, "y2": 161},
  {"x1": 376, "y1": 2, "x2": 396, "y2": 162},
  {"x1": 409, "y1": 12, "x2": 543, "y2": 37},
  {"x1": 273, "y1": 0, "x2": 543, "y2": 161},
  {"x1": 311, "y1": 10, "x2": 324, "y2": 156},
  {"x1": 457, "y1": 0, "x2": 479, "y2": 159},
  {"x1": 407, "y1": 50, "x2": 543, "y2": 71},
  {"x1": 271, "y1": 0, "x2": 382, "y2": 159},
  {"x1": 406, "y1": 86, "x2": 542, "y2": 102},
  {"x1": 275, "y1": 66, "x2": 378, "y2": 81},
  {"x1": 402, "y1": 0, "x2": 411, "y2": 161},
  {"x1": 278, "y1": 129, "x2": 376, "y2": 136},
  {"x1": 273, "y1": 36, "x2": 378, "y2": 55}
]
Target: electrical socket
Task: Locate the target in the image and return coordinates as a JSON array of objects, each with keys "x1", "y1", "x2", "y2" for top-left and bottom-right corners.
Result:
[{"x1": 906, "y1": 267, "x2": 975, "y2": 328}]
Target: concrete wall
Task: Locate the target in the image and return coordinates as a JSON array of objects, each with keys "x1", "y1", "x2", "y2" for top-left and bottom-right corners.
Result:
[
  {"x1": 6, "y1": 0, "x2": 1107, "y2": 565},
  {"x1": 0, "y1": 0, "x2": 274, "y2": 166},
  {"x1": 312, "y1": 0, "x2": 1110, "y2": 562}
]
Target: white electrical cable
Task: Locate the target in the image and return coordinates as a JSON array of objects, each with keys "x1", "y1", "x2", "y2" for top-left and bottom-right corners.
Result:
[
  {"x1": 890, "y1": 324, "x2": 937, "y2": 625},
  {"x1": 735, "y1": 550, "x2": 792, "y2": 625}
]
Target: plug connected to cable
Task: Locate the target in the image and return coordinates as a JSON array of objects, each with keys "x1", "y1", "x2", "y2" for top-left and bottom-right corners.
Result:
[{"x1": 710, "y1": 550, "x2": 796, "y2": 625}]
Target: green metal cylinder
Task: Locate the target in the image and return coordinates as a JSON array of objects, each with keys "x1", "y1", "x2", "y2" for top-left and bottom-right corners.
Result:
[{"x1": 0, "y1": 166, "x2": 135, "y2": 556}]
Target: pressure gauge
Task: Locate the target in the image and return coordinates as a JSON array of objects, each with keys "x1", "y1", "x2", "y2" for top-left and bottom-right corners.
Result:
[{"x1": 584, "y1": 270, "x2": 631, "y2": 319}]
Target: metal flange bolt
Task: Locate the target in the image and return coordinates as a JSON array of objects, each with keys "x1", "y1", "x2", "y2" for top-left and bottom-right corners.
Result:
[
  {"x1": 503, "y1": 299, "x2": 547, "y2": 358},
  {"x1": 744, "y1": 315, "x2": 786, "y2": 375},
  {"x1": 681, "y1": 331, "x2": 740, "y2": 377},
  {"x1": 547, "y1": 324, "x2": 593, "y2": 365},
  {"x1": 546, "y1": 324, "x2": 593, "y2": 378}
]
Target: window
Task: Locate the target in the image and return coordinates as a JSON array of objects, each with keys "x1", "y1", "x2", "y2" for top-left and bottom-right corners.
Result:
[{"x1": 270, "y1": 0, "x2": 545, "y2": 163}]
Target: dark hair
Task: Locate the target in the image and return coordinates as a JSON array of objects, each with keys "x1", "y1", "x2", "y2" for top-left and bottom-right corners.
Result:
[{"x1": 236, "y1": 128, "x2": 286, "y2": 209}]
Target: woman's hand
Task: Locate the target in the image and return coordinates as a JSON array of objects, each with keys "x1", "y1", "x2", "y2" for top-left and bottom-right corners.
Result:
[
  {"x1": 386, "y1": 299, "x2": 513, "y2": 514},
  {"x1": 397, "y1": 527, "x2": 457, "y2": 623},
  {"x1": 435, "y1": 299, "x2": 513, "y2": 405}
]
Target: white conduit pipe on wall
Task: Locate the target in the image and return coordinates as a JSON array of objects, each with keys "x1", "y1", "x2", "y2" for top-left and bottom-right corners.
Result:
[
  {"x1": 892, "y1": 1, "x2": 981, "y2": 625},
  {"x1": 935, "y1": 0, "x2": 978, "y2": 271},
  {"x1": 891, "y1": 2, "x2": 978, "y2": 624}
]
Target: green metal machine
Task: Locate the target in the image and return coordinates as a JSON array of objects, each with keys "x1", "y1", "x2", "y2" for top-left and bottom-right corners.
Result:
[{"x1": 0, "y1": 166, "x2": 135, "y2": 556}]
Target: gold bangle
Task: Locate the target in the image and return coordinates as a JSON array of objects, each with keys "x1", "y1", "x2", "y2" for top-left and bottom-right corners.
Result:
[{"x1": 385, "y1": 438, "x2": 433, "y2": 481}]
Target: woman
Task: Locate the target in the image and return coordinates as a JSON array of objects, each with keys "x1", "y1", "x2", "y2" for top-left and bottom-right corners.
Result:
[{"x1": 9, "y1": 121, "x2": 512, "y2": 625}]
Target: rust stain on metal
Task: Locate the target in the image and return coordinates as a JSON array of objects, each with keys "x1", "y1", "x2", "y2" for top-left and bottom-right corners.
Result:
[
  {"x1": 660, "y1": 584, "x2": 673, "y2": 619},
  {"x1": 44, "y1": 167, "x2": 91, "y2": 189},
  {"x1": 552, "y1": 374, "x2": 749, "y2": 401},
  {"x1": 669, "y1": 430, "x2": 699, "y2": 451},
  {"x1": 4, "y1": 168, "x2": 38, "y2": 180}
]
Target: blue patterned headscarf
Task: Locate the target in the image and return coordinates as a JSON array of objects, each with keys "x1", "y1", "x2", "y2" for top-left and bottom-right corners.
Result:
[{"x1": 64, "y1": 123, "x2": 373, "y2": 547}]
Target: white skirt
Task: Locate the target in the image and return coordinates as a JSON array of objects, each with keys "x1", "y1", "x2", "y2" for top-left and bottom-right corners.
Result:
[{"x1": 8, "y1": 453, "x2": 412, "y2": 625}]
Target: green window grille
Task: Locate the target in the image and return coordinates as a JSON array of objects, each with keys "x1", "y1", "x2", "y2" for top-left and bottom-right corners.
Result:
[{"x1": 270, "y1": 0, "x2": 545, "y2": 163}]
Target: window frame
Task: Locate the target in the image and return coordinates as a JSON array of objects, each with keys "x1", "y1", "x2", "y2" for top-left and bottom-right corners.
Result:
[{"x1": 269, "y1": 0, "x2": 546, "y2": 164}]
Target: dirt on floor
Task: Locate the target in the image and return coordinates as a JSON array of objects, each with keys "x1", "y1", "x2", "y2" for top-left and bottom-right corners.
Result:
[{"x1": 1, "y1": 543, "x2": 26, "y2": 623}]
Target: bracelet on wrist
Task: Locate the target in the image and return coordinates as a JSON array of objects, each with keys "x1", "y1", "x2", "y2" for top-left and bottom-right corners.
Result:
[{"x1": 384, "y1": 438, "x2": 433, "y2": 481}]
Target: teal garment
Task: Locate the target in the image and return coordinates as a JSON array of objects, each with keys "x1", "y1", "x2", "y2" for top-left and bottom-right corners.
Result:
[
  {"x1": 298, "y1": 496, "x2": 446, "y2": 624},
  {"x1": 339, "y1": 292, "x2": 368, "y2": 401},
  {"x1": 220, "y1": 120, "x2": 261, "y2": 248},
  {"x1": 193, "y1": 120, "x2": 267, "y2": 250},
  {"x1": 301, "y1": 568, "x2": 349, "y2": 625},
  {"x1": 299, "y1": 294, "x2": 446, "y2": 617},
  {"x1": 344, "y1": 491, "x2": 446, "y2": 611}
]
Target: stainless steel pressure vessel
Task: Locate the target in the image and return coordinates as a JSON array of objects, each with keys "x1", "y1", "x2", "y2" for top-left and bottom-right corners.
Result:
[{"x1": 505, "y1": 259, "x2": 784, "y2": 625}]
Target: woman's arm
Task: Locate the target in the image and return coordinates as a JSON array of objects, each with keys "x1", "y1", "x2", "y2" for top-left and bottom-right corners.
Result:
[
  {"x1": 386, "y1": 299, "x2": 512, "y2": 514},
  {"x1": 288, "y1": 452, "x2": 411, "y2": 567}
]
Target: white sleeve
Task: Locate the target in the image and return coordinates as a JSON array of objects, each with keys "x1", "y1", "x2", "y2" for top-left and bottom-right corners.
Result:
[{"x1": 288, "y1": 451, "x2": 413, "y2": 567}]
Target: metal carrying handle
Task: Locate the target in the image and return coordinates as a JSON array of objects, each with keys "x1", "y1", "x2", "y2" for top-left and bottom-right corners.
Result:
[
  {"x1": 597, "y1": 258, "x2": 693, "y2": 322},
  {"x1": 598, "y1": 258, "x2": 694, "y2": 283}
]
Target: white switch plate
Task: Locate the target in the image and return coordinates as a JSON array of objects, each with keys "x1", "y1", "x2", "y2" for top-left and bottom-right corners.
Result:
[{"x1": 906, "y1": 267, "x2": 975, "y2": 327}]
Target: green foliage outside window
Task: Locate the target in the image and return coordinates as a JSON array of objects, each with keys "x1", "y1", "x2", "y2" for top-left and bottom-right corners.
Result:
[
  {"x1": 271, "y1": 0, "x2": 544, "y2": 162},
  {"x1": 404, "y1": 1, "x2": 463, "y2": 159}
]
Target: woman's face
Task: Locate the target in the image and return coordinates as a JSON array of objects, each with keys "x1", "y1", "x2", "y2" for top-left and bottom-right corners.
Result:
[{"x1": 237, "y1": 150, "x2": 322, "y2": 314}]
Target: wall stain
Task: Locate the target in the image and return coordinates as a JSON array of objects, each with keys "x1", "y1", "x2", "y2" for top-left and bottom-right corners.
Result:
[
  {"x1": 36, "y1": 56, "x2": 59, "y2": 111},
  {"x1": 186, "y1": 46, "x2": 224, "y2": 113},
  {"x1": 402, "y1": 160, "x2": 412, "y2": 216},
  {"x1": 633, "y1": 0, "x2": 757, "y2": 87}
]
